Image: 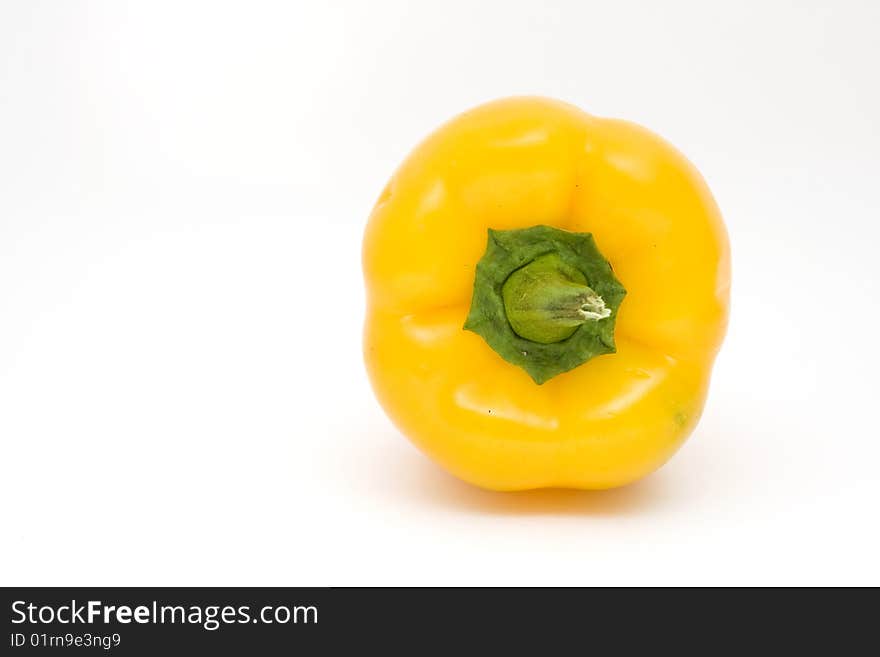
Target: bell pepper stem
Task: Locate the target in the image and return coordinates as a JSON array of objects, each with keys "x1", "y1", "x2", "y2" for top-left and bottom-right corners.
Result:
[
  {"x1": 464, "y1": 226, "x2": 625, "y2": 383},
  {"x1": 502, "y1": 253, "x2": 610, "y2": 344}
]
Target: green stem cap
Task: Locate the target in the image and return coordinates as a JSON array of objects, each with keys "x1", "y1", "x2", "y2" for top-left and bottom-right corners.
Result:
[{"x1": 464, "y1": 226, "x2": 626, "y2": 384}]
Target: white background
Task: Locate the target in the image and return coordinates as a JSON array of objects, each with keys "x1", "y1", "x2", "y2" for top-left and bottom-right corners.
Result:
[{"x1": 2, "y1": 1, "x2": 878, "y2": 586}]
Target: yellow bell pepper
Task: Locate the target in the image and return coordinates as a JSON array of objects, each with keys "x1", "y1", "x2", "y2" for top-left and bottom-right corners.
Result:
[{"x1": 363, "y1": 97, "x2": 730, "y2": 491}]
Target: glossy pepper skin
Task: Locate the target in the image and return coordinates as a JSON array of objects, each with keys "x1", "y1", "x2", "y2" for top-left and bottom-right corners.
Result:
[{"x1": 363, "y1": 97, "x2": 730, "y2": 491}]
